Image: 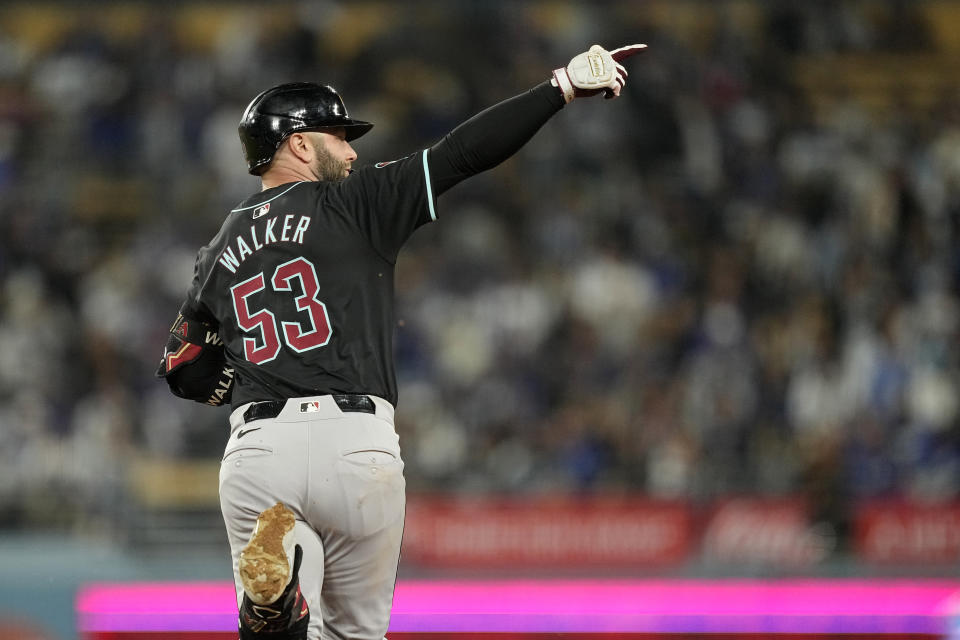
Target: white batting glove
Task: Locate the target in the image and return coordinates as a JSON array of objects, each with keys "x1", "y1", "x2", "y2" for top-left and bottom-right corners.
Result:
[{"x1": 551, "y1": 44, "x2": 647, "y2": 103}]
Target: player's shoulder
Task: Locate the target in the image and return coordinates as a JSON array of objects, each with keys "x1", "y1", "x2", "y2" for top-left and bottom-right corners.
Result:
[{"x1": 341, "y1": 151, "x2": 426, "y2": 186}]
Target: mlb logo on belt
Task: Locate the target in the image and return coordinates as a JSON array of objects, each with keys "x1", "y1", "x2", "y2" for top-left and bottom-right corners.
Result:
[
  {"x1": 253, "y1": 203, "x2": 270, "y2": 219},
  {"x1": 300, "y1": 401, "x2": 322, "y2": 413}
]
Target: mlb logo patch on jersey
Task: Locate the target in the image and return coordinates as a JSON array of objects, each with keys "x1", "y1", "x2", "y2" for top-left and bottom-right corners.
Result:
[
  {"x1": 252, "y1": 202, "x2": 270, "y2": 219},
  {"x1": 300, "y1": 401, "x2": 323, "y2": 413}
]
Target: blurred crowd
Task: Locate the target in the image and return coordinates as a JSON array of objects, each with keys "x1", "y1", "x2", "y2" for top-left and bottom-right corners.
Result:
[{"x1": 1, "y1": 0, "x2": 960, "y2": 538}]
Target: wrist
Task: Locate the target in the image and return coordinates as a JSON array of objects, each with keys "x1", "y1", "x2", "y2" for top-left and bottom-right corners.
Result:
[{"x1": 551, "y1": 68, "x2": 575, "y2": 103}]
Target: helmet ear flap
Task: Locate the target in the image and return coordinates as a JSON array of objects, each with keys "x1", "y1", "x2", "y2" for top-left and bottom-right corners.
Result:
[{"x1": 238, "y1": 82, "x2": 373, "y2": 176}]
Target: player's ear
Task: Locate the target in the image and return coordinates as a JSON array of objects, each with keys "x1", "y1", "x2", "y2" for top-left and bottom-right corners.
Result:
[{"x1": 286, "y1": 133, "x2": 314, "y2": 165}]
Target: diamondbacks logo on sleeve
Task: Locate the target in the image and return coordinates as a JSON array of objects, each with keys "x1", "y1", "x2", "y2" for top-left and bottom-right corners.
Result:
[{"x1": 374, "y1": 152, "x2": 416, "y2": 169}]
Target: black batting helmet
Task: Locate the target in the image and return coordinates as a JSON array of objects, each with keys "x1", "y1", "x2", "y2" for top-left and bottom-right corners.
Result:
[{"x1": 238, "y1": 82, "x2": 373, "y2": 175}]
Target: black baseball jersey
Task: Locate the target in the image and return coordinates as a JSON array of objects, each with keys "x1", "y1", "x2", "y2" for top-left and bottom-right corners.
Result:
[
  {"x1": 171, "y1": 80, "x2": 565, "y2": 410},
  {"x1": 181, "y1": 151, "x2": 437, "y2": 408}
]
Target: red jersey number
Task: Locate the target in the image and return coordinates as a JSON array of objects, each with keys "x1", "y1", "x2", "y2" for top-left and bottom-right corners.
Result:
[
  {"x1": 272, "y1": 258, "x2": 332, "y2": 352},
  {"x1": 230, "y1": 257, "x2": 332, "y2": 365}
]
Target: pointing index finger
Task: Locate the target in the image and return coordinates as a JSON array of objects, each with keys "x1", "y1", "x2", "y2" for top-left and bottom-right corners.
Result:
[{"x1": 610, "y1": 44, "x2": 647, "y2": 62}]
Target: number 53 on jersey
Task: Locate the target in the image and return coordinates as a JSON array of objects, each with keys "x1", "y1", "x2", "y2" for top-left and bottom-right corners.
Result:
[{"x1": 230, "y1": 257, "x2": 332, "y2": 364}]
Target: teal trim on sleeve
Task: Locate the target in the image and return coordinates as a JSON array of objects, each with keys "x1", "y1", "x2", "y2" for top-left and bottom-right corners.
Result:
[{"x1": 422, "y1": 149, "x2": 437, "y2": 221}]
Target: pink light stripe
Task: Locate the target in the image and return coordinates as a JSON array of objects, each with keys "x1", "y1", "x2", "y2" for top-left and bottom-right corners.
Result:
[
  {"x1": 76, "y1": 579, "x2": 960, "y2": 634},
  {"x1": 76, "y1": 582, "x2": 237, "y2": 632}
]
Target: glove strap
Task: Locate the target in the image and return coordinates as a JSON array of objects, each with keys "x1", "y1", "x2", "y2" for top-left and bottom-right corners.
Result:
[{"x1": 551, "y1": 68, "x2": 575, "y2": 104}]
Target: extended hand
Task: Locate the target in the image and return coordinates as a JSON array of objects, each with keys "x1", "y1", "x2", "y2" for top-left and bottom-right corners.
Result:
[{"x1": 552, "y1": 44, "x2": 647, "y2": 103}]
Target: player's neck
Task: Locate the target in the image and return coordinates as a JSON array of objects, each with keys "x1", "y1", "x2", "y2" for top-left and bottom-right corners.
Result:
[{"x1": 261, "y1": 166, "x2": 318, "y2": 190}]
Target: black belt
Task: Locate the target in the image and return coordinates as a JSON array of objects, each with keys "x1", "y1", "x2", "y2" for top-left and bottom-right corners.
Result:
[{"x1": 242, "y1": 394, "x2": 376, "y2": 423}]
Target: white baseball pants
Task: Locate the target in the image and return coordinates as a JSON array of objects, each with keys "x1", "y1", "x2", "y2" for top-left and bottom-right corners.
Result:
[{"x1": 219, "y1": 394, "x2": 406, "y2": 640}]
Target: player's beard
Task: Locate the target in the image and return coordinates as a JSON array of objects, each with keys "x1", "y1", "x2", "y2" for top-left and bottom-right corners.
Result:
[{"x1": 311, "y1": 143, "x2": 350, "y2": 182}]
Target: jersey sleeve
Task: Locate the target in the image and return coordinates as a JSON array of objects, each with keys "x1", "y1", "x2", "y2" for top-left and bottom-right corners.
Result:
[
  {"x1": 157, "y1": 249, "x2": 234, "y2": 406},
  {"x1": 181, "y1": 246, "x2": 220, "y2": 324},
  {"x1": 331, "y1": 150, "x2": 437, "y2": 262}
]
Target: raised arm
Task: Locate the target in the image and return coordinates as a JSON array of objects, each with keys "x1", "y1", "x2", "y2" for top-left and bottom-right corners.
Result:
[{"x1": 427, "y1": 43, "x2": 646, "y2": 194}]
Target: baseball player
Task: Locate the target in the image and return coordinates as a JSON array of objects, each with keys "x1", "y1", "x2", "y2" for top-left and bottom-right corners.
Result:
[{"x1": 157, "y1": 43, "x2": 646, "y2": 640}]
